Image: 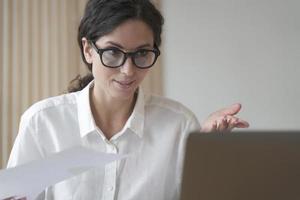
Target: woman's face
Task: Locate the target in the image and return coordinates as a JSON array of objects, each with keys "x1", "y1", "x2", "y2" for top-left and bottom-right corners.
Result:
[{"x1": 83, "y1": 19, "x2": 155, "y2": 101}]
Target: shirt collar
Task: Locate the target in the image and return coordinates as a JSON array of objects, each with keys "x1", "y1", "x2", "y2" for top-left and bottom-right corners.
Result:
[
  {"x1": 76, "y1": 81, "x2": 97, "y2": 138},
  {"x1": 76, "y1": 81, "x2": 145, "y2": 138},
  {"x1": 123, "y1": 87, "x2": 145, "y2": 138}
]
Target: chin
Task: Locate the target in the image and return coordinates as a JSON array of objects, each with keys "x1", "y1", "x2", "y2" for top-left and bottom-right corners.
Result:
[{"x1": 112, "y1": 89, "x2": 136, "y2": 101}]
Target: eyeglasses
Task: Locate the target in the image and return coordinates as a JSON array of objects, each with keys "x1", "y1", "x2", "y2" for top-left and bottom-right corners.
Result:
[{"x1": 90, "y1": 41, "x2": 160, "y2": 69}]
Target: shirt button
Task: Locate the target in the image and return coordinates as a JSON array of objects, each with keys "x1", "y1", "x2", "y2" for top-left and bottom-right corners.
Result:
[{"x1": 108, "y1": 186, "x2": 114, "y2": 191}]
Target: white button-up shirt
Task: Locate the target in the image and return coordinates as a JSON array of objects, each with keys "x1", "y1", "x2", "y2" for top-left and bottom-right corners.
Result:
[{"x1": 7, "y1": 82, "x2": 200, "y2": 200}]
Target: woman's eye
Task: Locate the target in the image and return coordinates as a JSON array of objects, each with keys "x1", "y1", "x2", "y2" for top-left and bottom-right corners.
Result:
[
  {"x1": 136, "y1": 50, "x2": 149, "y2": 57},
  {"x1": 107, "y1": 48, "x2": 121, "y2": 55},
  {"x1": 104, "y1": 48, "x2": 123, "y2": 58}
]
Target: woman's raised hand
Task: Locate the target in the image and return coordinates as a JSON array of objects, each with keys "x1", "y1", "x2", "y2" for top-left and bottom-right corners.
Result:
[{"x1": 201, "y1": 103, "x2": 249, "y2": 132}]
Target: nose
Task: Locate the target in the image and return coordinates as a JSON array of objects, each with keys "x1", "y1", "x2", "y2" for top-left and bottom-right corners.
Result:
[{"x1": 120, "y1": 57, "x2": 135, "y2": 76}]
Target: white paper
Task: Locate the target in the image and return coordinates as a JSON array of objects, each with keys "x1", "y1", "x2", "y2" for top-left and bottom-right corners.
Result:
[{"x1": 0, "y1": 146, "x2": 126, "y2": 200}]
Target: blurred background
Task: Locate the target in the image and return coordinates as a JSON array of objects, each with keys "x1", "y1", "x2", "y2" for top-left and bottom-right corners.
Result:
[
  {"x1": 162, "y1": 0, "x2": 300, "y2": 129},
  {"x1": 1, "y1": 0, "x2": 299, "y2": 168}
]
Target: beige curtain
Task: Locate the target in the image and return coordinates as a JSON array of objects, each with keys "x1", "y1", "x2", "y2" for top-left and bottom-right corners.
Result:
[{"x1": 0, "y1": 0, "x2": 163, "y2": 168}]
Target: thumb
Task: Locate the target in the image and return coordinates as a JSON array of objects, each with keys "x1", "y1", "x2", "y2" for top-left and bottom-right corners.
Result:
[{"x1": 220, "y1": 103, "x2": 242, "y2": 115}]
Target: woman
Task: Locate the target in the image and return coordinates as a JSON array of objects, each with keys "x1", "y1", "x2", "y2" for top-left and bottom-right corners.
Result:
[{"x1": 7, "y1": 0, "x2": 249, "y2": 199}]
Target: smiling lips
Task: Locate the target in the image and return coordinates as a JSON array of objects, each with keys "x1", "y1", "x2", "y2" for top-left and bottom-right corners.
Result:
[{"x1": 114, "y1": 79, "x2": 135, "y2": 89}]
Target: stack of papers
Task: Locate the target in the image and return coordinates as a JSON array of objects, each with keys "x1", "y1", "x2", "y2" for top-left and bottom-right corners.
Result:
[{"x1": 0, "y1": 146, "x2": 126, "y2": 200}]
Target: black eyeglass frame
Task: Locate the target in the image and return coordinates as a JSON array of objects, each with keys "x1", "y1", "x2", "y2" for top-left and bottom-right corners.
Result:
[{"x1": 89, "y1": 41, "x2": 160, "y2": 69}]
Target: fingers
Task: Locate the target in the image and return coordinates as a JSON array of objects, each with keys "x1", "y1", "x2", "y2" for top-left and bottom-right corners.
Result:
[
  {"x1": 235, "y1": 118, "x2": 250, "y2": 128},
  {"x1": 213, "y1": 115, "x2": 249, "y2": 132},
  {"x1": 211, "y1": 121, "x2": 218, "y2": 132},
  {"x1": 201, "y1": 116, "x2": 235, "y2": 132},
  {"x1": 218, "y1": 103, "x2": 242, "y2": 116},
  {"x1": 216, "y1": 117, "x2": 229, "y2": 131}
]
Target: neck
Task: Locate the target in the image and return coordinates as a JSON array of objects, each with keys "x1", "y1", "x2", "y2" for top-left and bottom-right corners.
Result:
[{"x1": 90, "y1": 87, "x2": 137, "y2": 139}]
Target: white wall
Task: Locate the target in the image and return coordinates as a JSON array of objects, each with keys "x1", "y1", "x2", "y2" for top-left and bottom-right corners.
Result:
[{"x1": 161, "y1": 0, "x2": 300, "y2": 130}]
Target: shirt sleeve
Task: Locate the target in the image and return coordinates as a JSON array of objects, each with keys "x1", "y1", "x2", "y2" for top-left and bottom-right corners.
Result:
[
  {"x1": 7, "y1": 111, "x2": 43, "y2": 168},
  {"x1": 186, "y1": 113, "x2": 201, "y2": 134},
  {"x1": 7, "y1": 114, "x2": 44, "y2": 168},
  {"x1": 175, "y1": 112, "x2": 201, "y2": 197},
  {"x1": 6, "y1": 114, "x2": 47, "y2": 199}
]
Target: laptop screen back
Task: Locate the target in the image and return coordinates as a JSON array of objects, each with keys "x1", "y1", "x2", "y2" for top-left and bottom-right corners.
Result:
[{"x1": 180, "y1": 131, "x2": 300, "y2": 200}]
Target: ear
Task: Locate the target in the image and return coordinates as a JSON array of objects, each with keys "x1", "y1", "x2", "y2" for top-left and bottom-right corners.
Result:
[{"x1": 82, "y1": 37, "x2": 93, "y2": 64}]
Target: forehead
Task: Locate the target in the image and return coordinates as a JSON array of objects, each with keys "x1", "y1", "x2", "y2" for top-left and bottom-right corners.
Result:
[{"x1": 96, "y1": 19, "x2": 154, "y2": 49}]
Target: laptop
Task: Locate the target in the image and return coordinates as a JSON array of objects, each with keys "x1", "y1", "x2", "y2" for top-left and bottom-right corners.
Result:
[{"x1": 180, "y1": 131, "x2": 300, "y2": 200}]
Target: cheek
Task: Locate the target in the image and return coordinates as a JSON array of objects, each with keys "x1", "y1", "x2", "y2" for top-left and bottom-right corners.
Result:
[
  {"x1": 92, "y1": 63, "x2": 117, "y2": 81},
  {"x1": 137, "y1": 69, "x2": 149, "y2": 81},
  {"x1": 91, "y1": 54, "x2": 105, "y2": 75},
  {"x1": 92, "y1": 53, "x2": 102, "y2": 67},
  {"x1": 91, "y1": 63, "x2": 105, "y2": 82}
]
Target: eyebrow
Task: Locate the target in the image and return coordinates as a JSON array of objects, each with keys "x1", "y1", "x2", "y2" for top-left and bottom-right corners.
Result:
[{"x1": 106, "y1": 41, "x2": 152, "y2": 50}]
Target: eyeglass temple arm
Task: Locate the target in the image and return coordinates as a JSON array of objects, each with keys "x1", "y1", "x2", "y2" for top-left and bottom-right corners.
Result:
[{"x1": 88, "y1": 40, "x2": 101, "y2": 53}]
